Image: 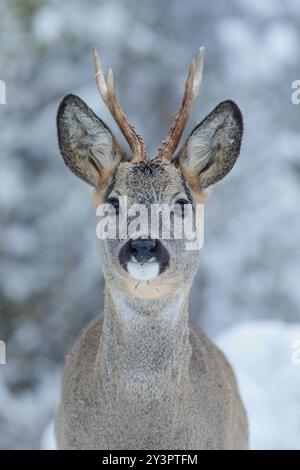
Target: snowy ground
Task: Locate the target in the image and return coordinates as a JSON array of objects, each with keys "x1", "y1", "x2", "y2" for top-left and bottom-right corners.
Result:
[{"x1": 215, "y1": 320, "x2": 300, "y2": 450}]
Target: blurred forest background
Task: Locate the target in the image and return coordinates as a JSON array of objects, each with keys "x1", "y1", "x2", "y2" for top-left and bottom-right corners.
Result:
[{"x1": 0, "y1": 0, "x2": 300, "y2": 449}]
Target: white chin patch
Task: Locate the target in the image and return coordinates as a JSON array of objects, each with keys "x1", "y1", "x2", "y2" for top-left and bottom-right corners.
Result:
[{"x1": 127, "y1": 261, "x2": 160, "y2": 281}]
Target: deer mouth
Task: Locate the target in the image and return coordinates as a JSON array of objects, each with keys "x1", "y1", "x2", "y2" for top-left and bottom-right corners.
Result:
[
  {"x1": 127, "y1": 259, "x2": 160, "y2": 281},
  {"x1": 118, "y1": 239, "x2": 169, "y2": 281}
]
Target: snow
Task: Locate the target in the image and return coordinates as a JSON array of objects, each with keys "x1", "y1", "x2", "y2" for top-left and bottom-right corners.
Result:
[
  {"x1": 32, "y1": 7, "x2": 64, "y2": 44},
  {"x1": 41, "y1": 420, "x2": 56, "y2": 451},
  {"x1": 215, "y1": 320, "x2": 300, "y2": 449},
  {"x1": 217, "y1": 18, "x2": 298, "y2": 82}
]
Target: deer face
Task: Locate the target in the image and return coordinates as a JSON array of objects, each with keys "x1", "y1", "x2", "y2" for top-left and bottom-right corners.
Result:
[
  {"x1": 57, "y1": 50, "x2": 243, "y2": 299},
  {"x1": 95, "y1": 159, "x2": 201, "y2": 299}
]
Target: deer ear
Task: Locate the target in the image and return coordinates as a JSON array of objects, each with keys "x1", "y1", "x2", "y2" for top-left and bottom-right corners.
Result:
[
  {"x1": 57, "y1": 94, "x2": 125, "y2": 186},
  {"x1": 177, "y1": 100, "x2": 243, "y2": 189}
]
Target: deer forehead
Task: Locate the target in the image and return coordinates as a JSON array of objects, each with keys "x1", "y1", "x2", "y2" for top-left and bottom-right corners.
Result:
[{"x1": 107, "y1": 161, "x2": 187, "y2": 202}]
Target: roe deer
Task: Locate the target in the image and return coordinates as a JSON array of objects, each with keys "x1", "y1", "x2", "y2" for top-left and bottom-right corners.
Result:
[{"x1": 55, "y1": 48, "x2": 248, "y2": 449}]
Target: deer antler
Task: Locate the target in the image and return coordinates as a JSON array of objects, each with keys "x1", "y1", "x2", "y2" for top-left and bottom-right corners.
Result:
[
  {"x1": 155, "y1": 47, "x2": 205, "y2": 161},
  {"x1": 93, "y1": 48, "x2": 146, "y2": 162}
]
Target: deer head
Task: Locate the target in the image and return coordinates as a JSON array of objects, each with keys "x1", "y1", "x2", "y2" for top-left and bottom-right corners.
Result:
[{"x1": 57, "y1": 48, "x2": 243, "y2": 299}]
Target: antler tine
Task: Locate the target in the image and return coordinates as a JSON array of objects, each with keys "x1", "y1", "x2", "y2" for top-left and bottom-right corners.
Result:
[
  {"x1": 93, "y1": 48, "x2": 146, "y2": 162},
  {"x1": 156, "y1": 47, "x2": 205, "y2": 161}
]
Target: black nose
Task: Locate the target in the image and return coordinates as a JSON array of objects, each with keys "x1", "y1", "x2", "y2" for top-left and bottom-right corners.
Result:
[{"x1": 129, "y1": 238, "x2": 158, "y2": 262}]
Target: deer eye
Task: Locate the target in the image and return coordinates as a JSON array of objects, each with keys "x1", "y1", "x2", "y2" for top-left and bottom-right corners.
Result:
[
  {"x1": 107, "y1": 197, "x2": 119, "y2": 215},
  {"x1": 173, "y1": 198, "x2": 189, "y2": 217}
]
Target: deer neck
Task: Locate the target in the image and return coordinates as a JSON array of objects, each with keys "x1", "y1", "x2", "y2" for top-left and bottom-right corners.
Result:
[{"x1": 98, "y1": 286, "x2": 192, "y2": 417}]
